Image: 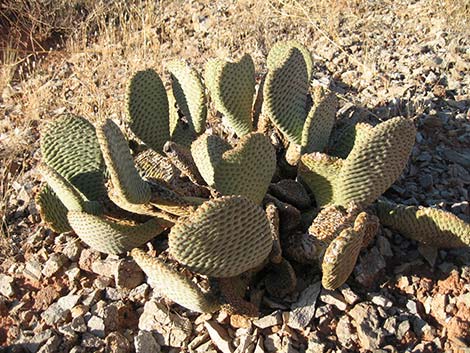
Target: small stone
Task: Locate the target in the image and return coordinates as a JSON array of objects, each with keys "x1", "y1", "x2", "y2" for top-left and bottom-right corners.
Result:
[
  {"x1": 383, "y1": 316, "x2": 397, "y2": 335},
  {"x1": 71, "y1": 316, "x2": 87, "y2": 332},
  {"x1": 319, "y1": 289, "x2": 348, "y2": 311},
  {"x1": 42, "y1": 302, "x2": 69, "y2": 326},
  {"x1": 287, "y1": 281, "x2": 321, "y2": 330},
  {"x1": 406, "y1": 300, "x2": 419, "y2": 315},
  {"x1": 14, "y1": 329, "x2": 53, "y2": 353},
  {"x1": 418, "y1": 244, "x2": 438, "y2": 267},
  {"x1": 71, "y1": 304, "x2": 89, "y2": 318},
  {"x1": 0, "y1": 274, "x2": 15, "y2": 297},
  {"x1": 354, "y1": 247, "x2": 386, "y2": 287},
  {"x1": 105, "y1": 287, "x2": 127, "y2": 301},
  {"x1": 65, "y1": 265, "x2": 81, "y2": 282},
  {"x1": 230, "y1": 314, "x2": 252, "y2": 329},
  {"x1": 63, "y1": 240, "x2": 82, "y2": 261},
  {"x1": 349, "y1": 302, "x2": 385, "y2": 350},
  {"x1": 253, "y1": 310, "x2": 282, "y2": 329},
  {"x1": 129, "y1": 283, "x2": 149, "y2": 302},
  {"x1": 204, "y1": 320, "x2": 234, "y2": 353},
  {"x1": 376, "y1": 235, "x2": 393, "y2": 257},
  {"x1": 87, "y1": 316, "x2": 105, "y2": 338},
  {"x1": 134, "y1": 331, "x2": 161, "y2": 353},
  {"x1": 37, "y1": 335, "x2": 61, "y2": 353},
  {"x1": 397, "y1": 319, "x2": 411, "y2": 340},
  {"x1": 370, "y1": 294, "x2": 393, "y2": 308},
  {"x1": 115, "y1": 259, "x2": 144, "y2": 289},
  {"x1": 78, "y1": 249, "x2": 101, "y2": 272},
  {"x1": 419, "y1": 174, "x2": 433, "y2": 190},
  {"x1": 92, "y1": 258, "x2": 118, "y2": 278},
  {"x1": 139, "y1": 300, "x2": 192, "y2": 347},
  {"x1": 263, "y1": 333, "x2": 282, "y2": 353},
  {"x1": 233, "y1": 334, "x2": 257, "y2": 353},
  {"x1": 339, "y1": 285, "x2": 360, "y2": 305},
  {"x1": 105, "y1": 332, "x2": 131, "y2": 353},
  {"x1": 24, "y1": 259, "x2": 43, "y2": 281},
  {"x1": 306, "y1": 336, "x2": 326, "y2": 353},
  {"x1": 336, "y1": 315, "x2": 357, "y2": 349},
  {"x1": 42, "y1": 254, "x2": 67, "y2": 278},
  {"x1": 58, "y1": 323, "x2": 78, "y2": 340},
  {"x1": 58, "y1": 294, "x2": 81, "y2": 311},
  {"x1": 81, "y1": 332, "x2": 104, "y2": 349}
]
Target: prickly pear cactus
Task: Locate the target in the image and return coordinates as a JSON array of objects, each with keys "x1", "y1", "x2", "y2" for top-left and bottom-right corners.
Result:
[{"x1": 35, "y1": 41, "x2": 470, "y2": 319}]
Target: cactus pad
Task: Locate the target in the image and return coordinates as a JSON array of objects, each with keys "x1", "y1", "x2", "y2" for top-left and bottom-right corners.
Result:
[
  {"x1": 131, "y1": 249, "x2": 219, "y2": 313},
  {"x1": 192, "y1": 133, "x2": 276, "y2": 204},
  {"x1": 96, "y1": 119, "x2": 151, "y2": 205},
  {"x1": 68, "y1": 211, "x2": 166, "y2": 254},
  {"x1": 167, "y1": 60, "x2": 207, "y2": 134},
  {"x1": 299, "y1": 152, "x2": 343, "y2": 207},
  {"x1": 263, "y1": 47, "x2": 309, "y2": 144},
  {"x1": 127, "y1": 69, "x2": 170, "y2": 151},
  {"x1": 205, "y1": 54, "x2": 255, "y2": 136},
  {"x1": 41, "y1": 114, "x2": 106, "y2": 201},
  {"x1": 134, "y1": 149, "x2": 179, "y2": 184},
  {"x1": 302, "y1": 87, "x2": 338, "y2": 153},
  {"x1": 376, "y1": 201, "x2": 470, "y2": 248},
  {"x1": 267, "y1": 40, "x2": 313, "y2": 80},
  {"x1": 35, "y1": 185, "x2": 72, "y2": 233},
  {"x1": 336, "y1": 117, "x2": 416, "y2": 207},
  {"x1": 169, "y1": 196, "x2": 272, "y2": 277}
]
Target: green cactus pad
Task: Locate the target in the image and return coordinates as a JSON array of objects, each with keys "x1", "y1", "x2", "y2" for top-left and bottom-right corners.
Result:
[
  {"x1": 35, "y1": 185, "x2": 72, "y2": 233},
  {"x1": 38, "y1": 164, "x2": 102, "y2": 215},
  {"x1": 267, "y1": 40, "x2": 313, "y2": 80},
  {"x1": 301, "y1": 87, "x2": 338, "y2": 153},
  {"x1": 167, "y1": 88, "x2": 198, "y2": 147},
  {"x1": 127, "y1": 69, "x2": 170, "y2": 151},
  {"x1": 68, "y1": 211, "x2": 166, "y2": 254},
  {"x1": 41, "y1": 114, "x2": 106, "y2": 201},
  {"x1": 131, "y1": 249, "x2": 220, "y2": 313},
  {"x1": 336, "y1": 117, "x2": 416, "y2": 207},
  {"x1": 376, "y1": 201, "x2": 470, "y2": 248},
  {"x1": 96, "y1": 119, "x2": 151, "y2": 205},
  {"x1": 328, "y1": 122, "x2": 364, "y2": 159},
  {"x1": 263, "y1": 47, "x2": 309, "y2": 144},
  {"x1": 322, "y1": 227, "x2": 364, "y2": 290},
  {"x1": 169, "y1": 196, "x2": 272, "y2": 277},
  {"x1": 192, "y1": 133, "x2": 276, "y2": 204},
  {"x1": 205, "y1": 54, "x2": 255, "y2": 136},
  {"x1": 191, "y1": 134, "x2": 231, "y2": 186},
  {"x1": 167, "y1": 60, "x2": 207, "y2": 134},
  {"x1": 299, "y1": 152, "x2": 343, "y2": 207}
]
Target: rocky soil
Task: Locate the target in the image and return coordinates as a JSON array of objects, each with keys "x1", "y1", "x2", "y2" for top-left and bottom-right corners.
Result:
[{"x1": 1, "y1": 1, "x2": 469, "y2": 352}]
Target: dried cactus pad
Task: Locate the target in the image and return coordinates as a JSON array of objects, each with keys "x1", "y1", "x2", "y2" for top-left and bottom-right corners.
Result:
[
  {"x1": 205, "y1": 54, "x2": 255, "y2": 136},
  {"x1": 68, "y1": 211, "x2": 165, "y2": 254},
  {"x1": 169, "y1": 196, "x2": 272, "y2": 277},
  {"x1": 131, "y1": 249, "x2": 220, "y2": 313},
  {"x1": 336, "y1": 117, "x2": 416, "y2": 207},
  {"x1": 263, "y1": 47, "x2": 309, "y2": 144},
  {"x1": 302, "y1": 87, "x2": 338, "y2": 153},
  {"x1": 267, "y1": 40, "x2": 313, "y2": 80},
  {"x1": 322, "y1": 227, "x2": 364, "y2": 290},
  {"x1": 166, "y1": 60, "x2": 207, "y2": 134},
  {"x1": 35, "y1": 185, "x2": 72, "y2": 233},
  {"x1": 41, "y1": 114, "x2": 106, "y2": 201},
  {"x1": 376, "y1": 200, "x2": 470, "y2": 248},
  {"x1": 126, "y1": 69, "x2": 169, "y2": 151},
  {"x1": 96, "y1": 119, "x2": 151, "y2": 205}
]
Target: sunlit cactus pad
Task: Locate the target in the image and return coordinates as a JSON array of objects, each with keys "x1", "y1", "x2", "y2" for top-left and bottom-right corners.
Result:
[
  {"x1": 131, "y1": 248, "x2": 220, "y2": 313},
  {"x1": 68, "y1": 211, "x2": 166, "y2": 255},
  {"x1": 376, "y1": 200, "x2": 470, "y2": 248},
  {"x1": 205, "y1": 54, "x2": 255, "y2": 136},
  {"x1": 127, "y1": 69, "x2": 170, "y2": 151},
  {"x1": 169, "y1": 196, "x2": 272, "y2": 277}
]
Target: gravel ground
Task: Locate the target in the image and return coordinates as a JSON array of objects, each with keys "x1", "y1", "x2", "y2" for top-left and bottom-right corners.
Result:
[{"x1": 1, "y1": 1, "x2": 469, "y2": 352}]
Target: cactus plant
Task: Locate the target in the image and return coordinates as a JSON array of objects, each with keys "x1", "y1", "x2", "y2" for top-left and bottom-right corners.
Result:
[{"x1": 35, "y1": 41, "x2": 470, "y2": 318}]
